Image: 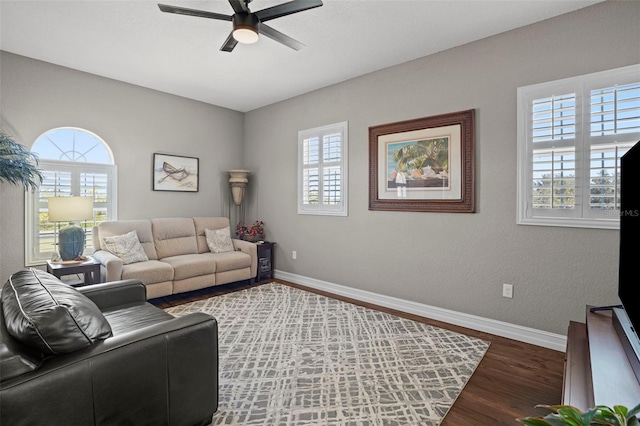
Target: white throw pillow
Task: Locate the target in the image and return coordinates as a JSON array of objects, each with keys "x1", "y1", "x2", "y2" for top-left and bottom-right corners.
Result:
[
  {"x1": 101, "y1": 230, "x2": 149, "y2": 265},
  {"x1": 205, "y1": 227, "x2": 235, "y2": 253}
]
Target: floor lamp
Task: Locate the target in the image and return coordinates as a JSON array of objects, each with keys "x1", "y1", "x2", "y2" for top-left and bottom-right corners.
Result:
[{"x1": 48, "y1": 196, "x2": 94, "y2": 261}]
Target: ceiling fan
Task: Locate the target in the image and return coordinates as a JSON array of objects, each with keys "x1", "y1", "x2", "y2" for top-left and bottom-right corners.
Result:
[{"x1": 158, "y1": 0, "x2": 323, "y2": 52}]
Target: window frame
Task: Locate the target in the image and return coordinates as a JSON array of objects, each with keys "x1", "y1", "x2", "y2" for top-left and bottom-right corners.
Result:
[
  {"x1": 517, "y1": 64, "x2": 640, "y2": 230},
  {"x1": 24, "y1": 128, "x2": 117, "y2": 266},
  {"x1": 297, "y1": 121, "x2": 349, "y2": 216}
]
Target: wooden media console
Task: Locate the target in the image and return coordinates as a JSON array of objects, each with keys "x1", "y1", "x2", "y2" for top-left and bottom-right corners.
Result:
[{"x1": 563, "y1": 306, "x2": 640, "y2": 410}]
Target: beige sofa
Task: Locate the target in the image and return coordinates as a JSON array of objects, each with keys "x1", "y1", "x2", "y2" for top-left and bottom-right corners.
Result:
[{"x1": 92, "y1": 217, "x2": 257, "y2": 299}]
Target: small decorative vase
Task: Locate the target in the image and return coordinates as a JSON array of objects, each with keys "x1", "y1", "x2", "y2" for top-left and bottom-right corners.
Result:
[{"x1": 228, "y1": 170, "x2": 250, "y2": 206}]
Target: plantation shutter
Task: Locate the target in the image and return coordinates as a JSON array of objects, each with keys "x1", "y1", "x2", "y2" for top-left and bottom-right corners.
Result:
[
  {"x1": 80, "y1": 171, "x2": 111, "y2": 250},
  {"x1": 587, "y1": 83, "x2": 640, "y2": 218},
  {"x1": 302, "y1": 136, "x2": 320, "y2": 205},
  {"x1": 518, "y1": 64, "x2": 640, "y2": 229},
  {"x1": 590, "y1": 83, "x2": 640, "y2": 137},
  {"x1": 298, "y1": 122, "x2": 348, "y2": 216},
  {"x1": 530, "y1": 94, "x2": 578, "y2": 215},
  {"x1": 36, "y1": 169, "x2": 73, "y2": 257},
  {"x1": 322, "y1": 132, "x2": 342, "y2": 206},
  {"x1": 26, "y1": 160, "x2": 117, "y2": 264}
]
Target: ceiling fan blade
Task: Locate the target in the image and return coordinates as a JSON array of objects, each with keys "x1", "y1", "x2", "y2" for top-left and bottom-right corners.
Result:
[
  {"x1": 255, "y1": 0, "x2": 323, "y2": 22},
  {"x1": 227, "y1": 0, "x2": 249, "y2": 14},
  {"x1": 260, "y1": 24, "x2": 305, "y2": 51},
  {"x1": 220, "y1": 32, "x2": 238, "y2": 52},
  {"x1": 158, "y1": 4, "x2": 232, "y2": 21}
]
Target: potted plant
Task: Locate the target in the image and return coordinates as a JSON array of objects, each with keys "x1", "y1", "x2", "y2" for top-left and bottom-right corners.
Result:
[
  {"x1": 518, "y1": 404, "x2": 640, "y2": 425},
  {"x1": 0, "y1": 131, "x2": 43, "y2": 191}
]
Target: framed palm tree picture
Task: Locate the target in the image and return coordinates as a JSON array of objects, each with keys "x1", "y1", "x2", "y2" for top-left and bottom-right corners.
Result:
[{"x1": 369, "y1": 109, "x2": 475, "y2": 213}]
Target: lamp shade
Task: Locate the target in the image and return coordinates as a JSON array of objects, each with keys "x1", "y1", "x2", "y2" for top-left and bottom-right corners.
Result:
[{"x1": 48, "y1": 197, "x2": 94, "y2": 222}]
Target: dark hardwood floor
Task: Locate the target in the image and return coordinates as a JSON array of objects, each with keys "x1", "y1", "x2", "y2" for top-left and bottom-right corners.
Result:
[{"x1": 151, "y1": 279, "x2": 565, "y2": 425}]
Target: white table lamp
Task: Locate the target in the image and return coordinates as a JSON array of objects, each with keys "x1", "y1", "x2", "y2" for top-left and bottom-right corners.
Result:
[{"x1": 48, "y1": 196, "x2": 94, "y2": 261}]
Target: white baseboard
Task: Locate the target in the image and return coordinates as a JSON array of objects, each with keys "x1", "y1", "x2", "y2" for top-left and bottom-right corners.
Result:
[{"x1": 274, "y1": 270, "x2": 567, "y2": 352}]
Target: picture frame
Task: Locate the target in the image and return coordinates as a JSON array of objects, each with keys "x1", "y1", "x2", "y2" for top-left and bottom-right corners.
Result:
[
  {"x1": 153, "y1": 153, "x2": 199, "y2": 192},
  {"x1": 369, "y1": 109, "x2": 475, "y2": 213}
]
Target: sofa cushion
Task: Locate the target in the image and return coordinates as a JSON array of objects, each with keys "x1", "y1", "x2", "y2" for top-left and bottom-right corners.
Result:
[
  {"x1": 97, "y1": 220, "x2": 158, "y2": 260},
  {"x1": 121, "y1": 260, "x2": 174, "y2": 284},
  {"x1": 102, "y1": 230, "x2": 149, "y2": 265},
  {"x1": 205, "y1": 227, "x2": 235, "y2": 253},
  {"x1": 204, "y1": 251, "x2": 251, "y2": 273},
  {"x1": 152, "y1": 218, "x2": 198, "y2": 259},
  {"x1": 194, "y1": 217, "x2": 231, "y2": 254},
  {"x1": 160, "y1": 254, "x2": 216, "y2": 281},
  {"x1": 1, "y1": 269, "x2": 113, "y2": 355}
]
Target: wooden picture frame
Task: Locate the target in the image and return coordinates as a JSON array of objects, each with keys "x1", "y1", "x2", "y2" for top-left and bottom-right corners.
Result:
[
  {"x1": 153, "y1": 153, "x2": 199, "y2": 192},
  {"x1": 369, "y1": 109, "x2": 475, "y2": 213}
]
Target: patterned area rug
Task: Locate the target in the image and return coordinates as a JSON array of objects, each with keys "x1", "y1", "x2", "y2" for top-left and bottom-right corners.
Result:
[{"x1": 165, "y1": 283, "x2": 489, "y2": 425}]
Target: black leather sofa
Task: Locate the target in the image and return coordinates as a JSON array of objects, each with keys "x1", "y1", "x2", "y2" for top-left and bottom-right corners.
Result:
[{"x1": 0, "y1": 268, "x2": 218, "y2": 426}]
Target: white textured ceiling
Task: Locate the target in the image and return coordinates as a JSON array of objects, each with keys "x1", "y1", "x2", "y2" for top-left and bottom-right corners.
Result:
[{"x1": 1, "y1": 0, "x2": 603, "y2": 112}]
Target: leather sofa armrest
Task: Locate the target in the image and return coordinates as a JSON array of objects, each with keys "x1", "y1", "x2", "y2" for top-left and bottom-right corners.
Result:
[
  {"x1": 88, "y1": 312, "x2": 216, "y2": 354},
  {"x1": 232, "y1": 239, "x2": 257, "y2": 278},
  {"x1": 95, "y1": 313, "x2": 219, "y2": 425},
  {"x1": 92, "y1": 250, "x2": 123, "y2": 282},
  {"x1": 78, "y1": 279, "x2": 147, "y2": 310}
]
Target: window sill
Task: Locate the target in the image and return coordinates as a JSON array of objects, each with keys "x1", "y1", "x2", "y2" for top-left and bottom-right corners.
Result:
[{"x1": 517, "y1": 217, "x2": 619, "y2": 230}]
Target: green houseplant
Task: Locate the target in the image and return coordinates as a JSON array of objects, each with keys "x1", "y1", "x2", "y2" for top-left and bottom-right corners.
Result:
[
  {"x1": 518, "y1": 404, "x2": 640, "y2": 426},
  {"x1": 0, "y1": 131, "x2": 43, "y2": 191}
]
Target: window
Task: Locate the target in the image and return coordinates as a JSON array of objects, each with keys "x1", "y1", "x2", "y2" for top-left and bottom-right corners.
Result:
[
  {"x1": 517, "y1": 64, "x2": 640, "y2": 229},
  {"x1": 25, "y1": 128, "x2": 117, "y2": 265},
  {"x1": 298, "y1": 122, "x2": 348, "y2": 216}
]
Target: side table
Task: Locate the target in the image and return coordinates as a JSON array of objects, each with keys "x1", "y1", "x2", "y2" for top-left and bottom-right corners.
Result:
[
  {"x1": 46, "y1": 257, "x2": 102, "y2": 286},
  {"x1": 255, "y1": 241, "x2": 275, "y2": 282}
]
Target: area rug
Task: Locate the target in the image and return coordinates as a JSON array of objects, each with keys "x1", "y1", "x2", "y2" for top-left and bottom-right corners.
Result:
[{"x1": 165, "y1": 283, "x2": 490, "y2": 425}]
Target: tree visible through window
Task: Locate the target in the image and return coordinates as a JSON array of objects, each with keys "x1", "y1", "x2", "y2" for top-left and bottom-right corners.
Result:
[{"x1": 25, "y1": 127, "x2": 117, "y2": 265}]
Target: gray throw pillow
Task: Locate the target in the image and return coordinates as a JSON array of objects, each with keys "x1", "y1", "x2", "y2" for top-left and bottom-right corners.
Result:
[
  {"x1": 205, "y1": 227, "x2": 235, "y2": 253},
  {"x1": 1, "y1": 269, "x2": 113, "y2": 355},
  {"x1": 102, "y1": 230, "x2": 149, "y2": 265}
]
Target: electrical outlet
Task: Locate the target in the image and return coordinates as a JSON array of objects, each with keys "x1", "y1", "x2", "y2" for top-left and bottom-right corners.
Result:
[
  {"x1": 292, "y1": 250, "x2": 297, "y2": 260},
  {"x1": 503, "y1": 283, "x2": 513, "y2": 298}
]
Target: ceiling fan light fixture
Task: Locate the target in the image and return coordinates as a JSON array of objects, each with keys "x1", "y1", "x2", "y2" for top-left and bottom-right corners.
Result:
[
  {"x1": 233, "y1": 27, "x2": 259, "y2": 44},
  {"x1": 232, "y1": 14, "x2": 259, "y2": 44}
]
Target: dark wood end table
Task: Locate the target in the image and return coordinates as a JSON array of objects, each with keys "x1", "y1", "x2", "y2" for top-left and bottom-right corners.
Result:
[
  {"x1": 46, "y1": 257, "x2": 102, "y2": 286},
  {"x1": 255, "y1": 241, "x2": 275, "y2": 282}
]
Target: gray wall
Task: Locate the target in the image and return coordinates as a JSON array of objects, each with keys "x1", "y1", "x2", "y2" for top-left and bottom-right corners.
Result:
[
  {"x1": 242, "y1": 1, "x2": 640, "y2": 335},
  {"x1": 1, "y1": 2, "x2": 638, "y2": 336},
  {"x1": 0, "y1": 52, "x2": 244, "y2": 283}
]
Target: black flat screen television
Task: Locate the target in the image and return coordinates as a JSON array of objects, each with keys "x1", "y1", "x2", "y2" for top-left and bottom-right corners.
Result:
[{"x1": 615, "y1": 139, "x2": 640, "y2": 383}]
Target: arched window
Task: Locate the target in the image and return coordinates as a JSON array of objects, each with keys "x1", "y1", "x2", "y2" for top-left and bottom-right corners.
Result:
[{"x1": 25, "y1": 128, "x2": 118, "y2": 265}]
